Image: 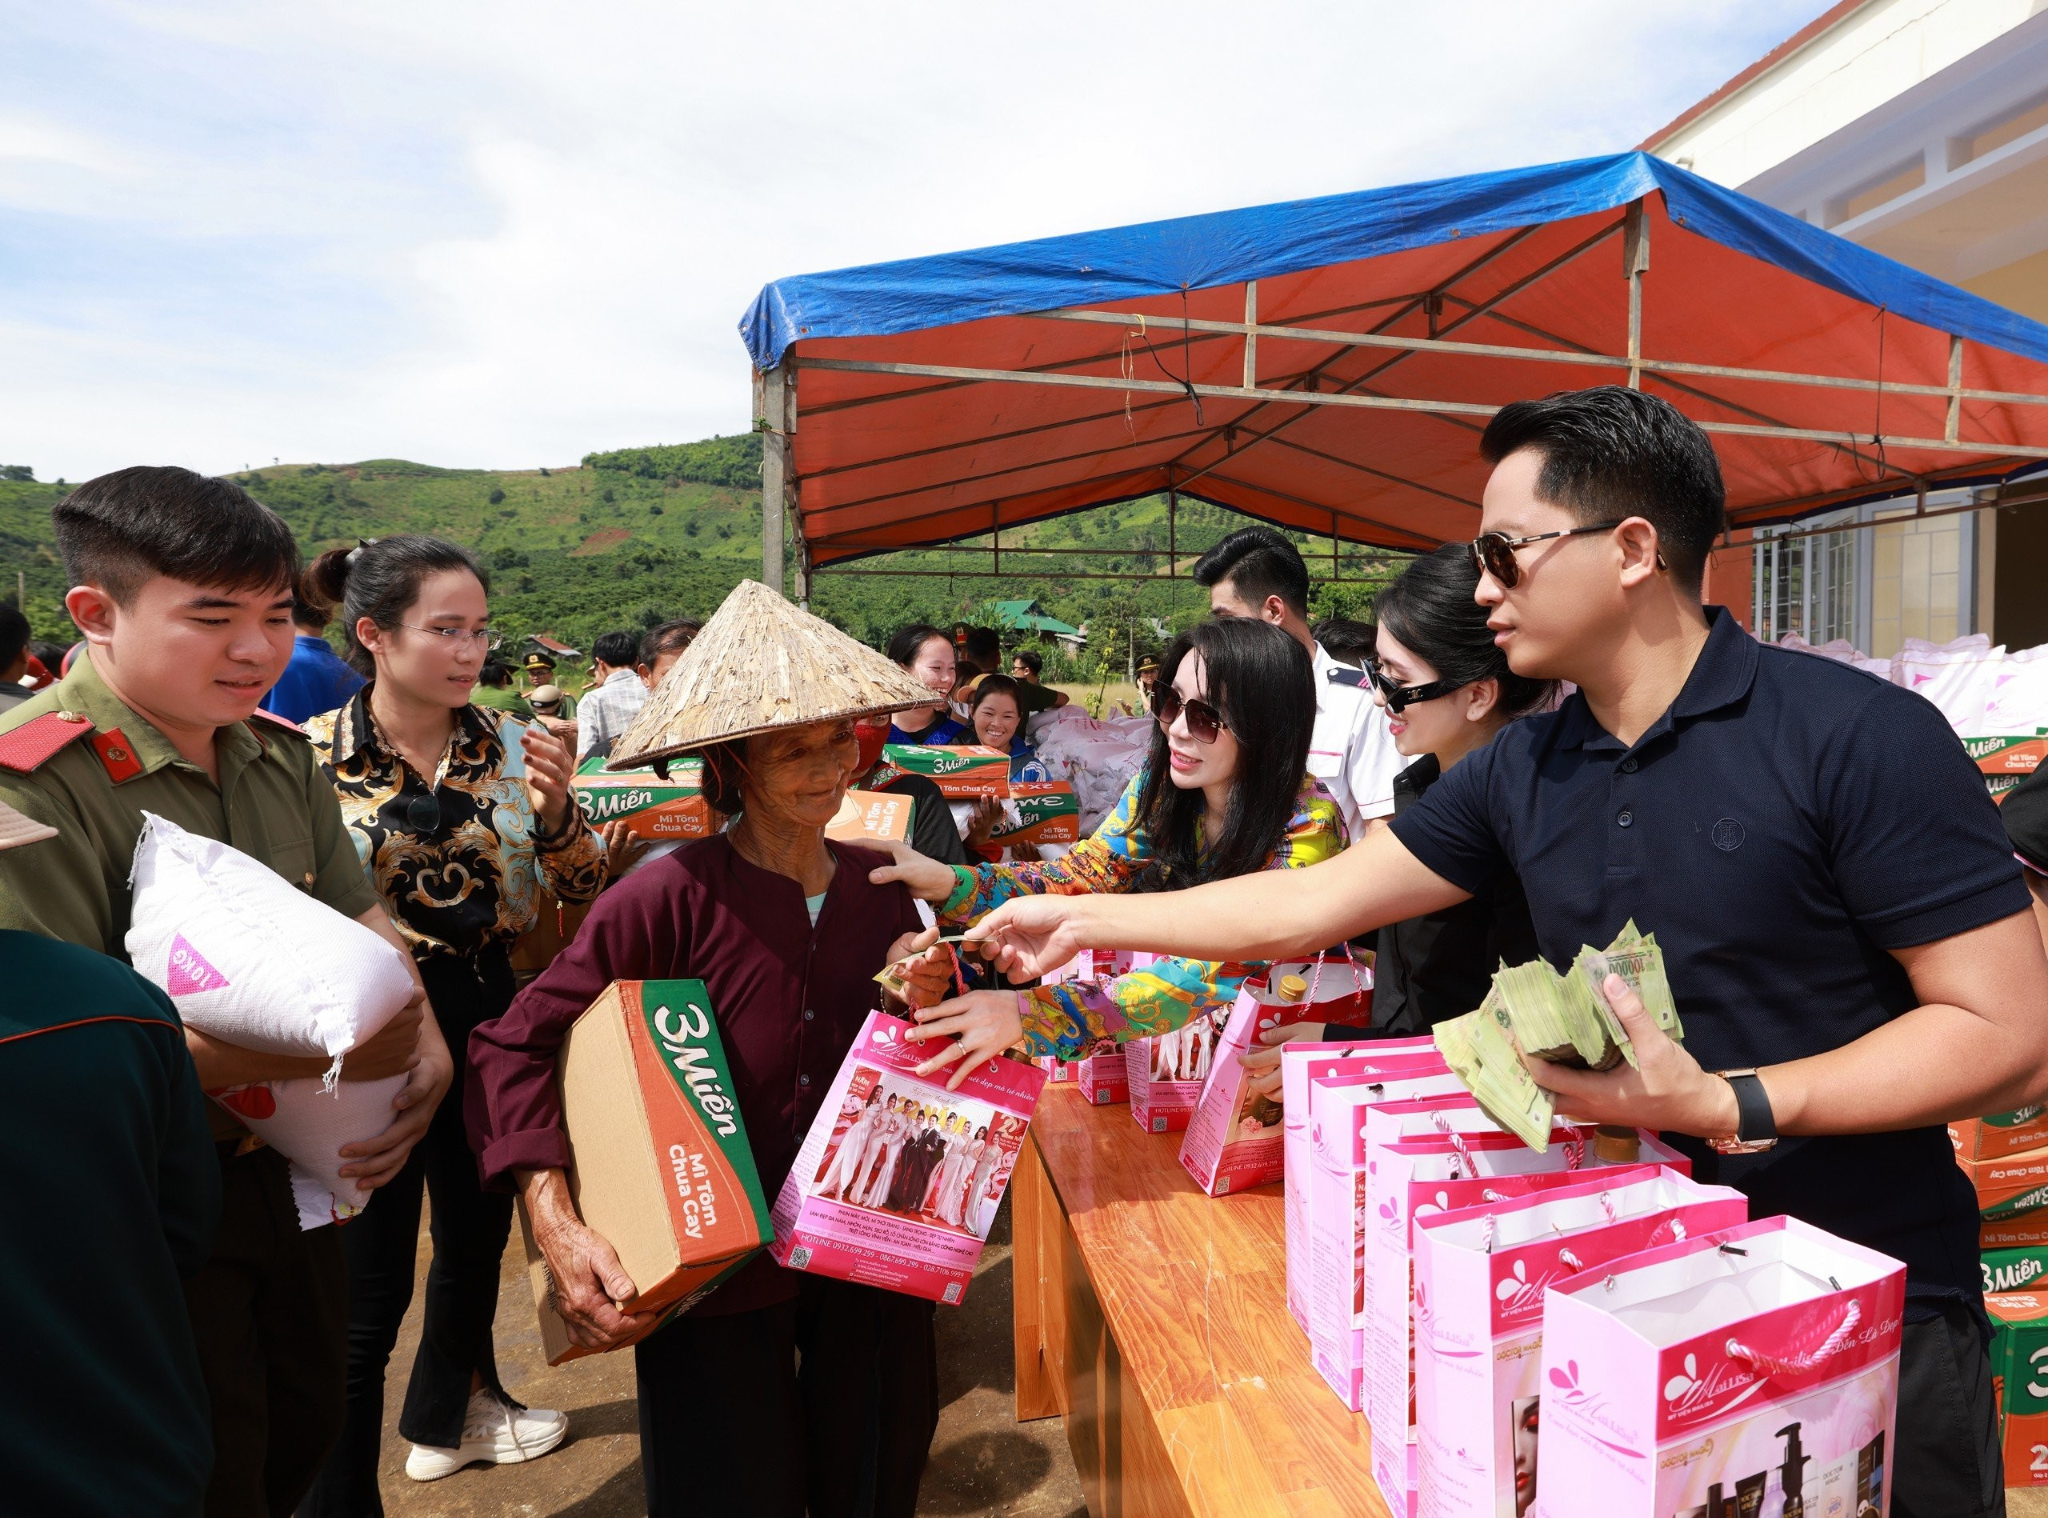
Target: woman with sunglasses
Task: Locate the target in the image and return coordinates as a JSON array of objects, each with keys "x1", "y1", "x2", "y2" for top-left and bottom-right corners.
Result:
[
  {"x1": 1349, "y1": 544, "x2": 1554, "y2": 1034},
  {"x1": 300, "y1": 536, "x2": 607, "y2": 1511},
  {"x1": 873, "y1": 618, "x2": 1345, "y2": 1082}
]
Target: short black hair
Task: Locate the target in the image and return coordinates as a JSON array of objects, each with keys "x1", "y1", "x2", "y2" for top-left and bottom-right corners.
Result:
[
  {"x1": 961, "y1": 626, "x2": 1000, "y2": 664},
  {"x1": 53, "y1": 466, "x2": 300, "y2": 606},
  {"x1": 1010, "y1": 648, "x2": 1043, "y2": 677},
  {"x1": 592, "y1": 631, "x2": 638, "y2": 669},
  {"x1": 1311, "y1": 616, "x2": 1376, "y2": 668},
  {"x1": 1479, "y1": 386, "x2": 1725, "y2": 594},
  {"x1": 638, "y1": 618, "x2": 701, "y2": 668},
  {"x1": 0, "y1": 604, "x2": 29, "y2": 669},
  {"x1": 1191, "y1": 526, "x2": 1310, "y2": 618},
  {"x1": 479, "y1": 660, "x2": 514, "y2": 688}
]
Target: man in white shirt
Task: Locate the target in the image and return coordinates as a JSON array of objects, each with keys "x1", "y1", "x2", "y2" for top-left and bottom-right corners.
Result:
[
  {"x1": 1191, "y1": 527, "x2": 1401, "y2": 841},
  {"x1": 572, "y1": 631, "x2": 648, "y2": 760}
]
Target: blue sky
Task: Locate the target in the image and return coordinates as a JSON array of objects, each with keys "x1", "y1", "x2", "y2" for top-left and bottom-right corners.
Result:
[{"x1": 2, "y1": 1, "x2": 1824, "y2": 480}]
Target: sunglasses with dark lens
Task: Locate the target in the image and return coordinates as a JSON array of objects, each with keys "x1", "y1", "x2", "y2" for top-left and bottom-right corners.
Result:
[
  {"x1": 1152, "y1": 686, "x2": 1227, "y2": 744},
  {"x1": 1468, "y1": 520, "x2": 1625, "y2": 588},
  {"x1": 1365, "y1": 663, "x2": 1466, "y2": 714}
]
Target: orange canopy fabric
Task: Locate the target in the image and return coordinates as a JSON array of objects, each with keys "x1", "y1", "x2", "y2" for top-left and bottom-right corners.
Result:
[{"x1": 742, "y1": 153, "x2": 2048, "y2": 567}]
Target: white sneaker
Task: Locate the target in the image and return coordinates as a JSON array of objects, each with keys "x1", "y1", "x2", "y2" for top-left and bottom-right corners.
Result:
[{"x1": 404, "y1": 1389, "x2": 568, "y2": 1481}]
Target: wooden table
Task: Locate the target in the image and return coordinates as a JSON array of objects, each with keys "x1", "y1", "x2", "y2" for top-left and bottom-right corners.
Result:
[{"x1": 1011, "y1": 1084, "x2": 1391, "y2": 1517}]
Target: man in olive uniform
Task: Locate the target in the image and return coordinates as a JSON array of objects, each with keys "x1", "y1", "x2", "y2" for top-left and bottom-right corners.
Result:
[{"x1": 0, "y1": 466, "x2": 453, "y2": 1517}]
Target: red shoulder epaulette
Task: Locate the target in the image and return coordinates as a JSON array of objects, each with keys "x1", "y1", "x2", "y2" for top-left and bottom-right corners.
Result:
[
  {"x1": 247, "y1": 708, "x2": 309, "y2": 741},
  {"x1": 0, "y1": 710, "x2": 96, "y2": 775}
]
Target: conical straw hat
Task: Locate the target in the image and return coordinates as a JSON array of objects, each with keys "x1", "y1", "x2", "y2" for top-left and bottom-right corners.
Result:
[{"x1": 607, "y1": 579, "x2": 941, "y2": 770}]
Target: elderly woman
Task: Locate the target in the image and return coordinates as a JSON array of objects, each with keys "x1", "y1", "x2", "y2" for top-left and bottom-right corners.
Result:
[{"x1": 468, "y1": 582, "x2": 957, "y2": 1518}]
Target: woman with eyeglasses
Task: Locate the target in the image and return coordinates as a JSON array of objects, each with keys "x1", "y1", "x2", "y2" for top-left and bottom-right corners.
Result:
[
  {"x1": 1346, "y1": 543, "x2": 1554, "y2": 1034},
  {"x1": 871, "y1": 618, "x2": 1346, "y2": 1085},
  {"x1": 299, "y1": 535, "x2": 607, "y2": 1512}
]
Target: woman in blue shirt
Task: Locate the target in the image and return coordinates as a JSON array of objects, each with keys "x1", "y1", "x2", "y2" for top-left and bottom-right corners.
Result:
[
  {"x1": 883, "y1": 625, "x2": 968, "y2": 746},
  {"x1": 965, "y1": 674, "x2": 1050, "y2": 781}
]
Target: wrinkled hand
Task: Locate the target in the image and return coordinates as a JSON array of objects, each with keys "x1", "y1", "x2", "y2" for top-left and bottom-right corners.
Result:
[
  {"x1": 868, "y1": 843, "x2": 962, "y2": 904},
  {"x1": 962, "y1": 896, "x2": 1089, "y2": 983},
  {"x1": 1238, "y1": 1021, "x2": 1330, "y2": 1104},
  {"x1": 338, "y1": 992, "x2": 451, "y2": 1190},
  {"x1": 521, "y1": 1169, "x2": 657, "y2": 1351},
  {"x1": 599, "y1": 819, "x2": 649, "y2": 877},
  {"x1": 522, "y1": 722, "x2": 577, "y2": 837},
  {"x1": 1524, "y1": 974, "x2": 1739, "y2": 1137},
  {"x1": 909, "y1": 989, "x2": 1026, "y2": 1091},
  {"x1": 881, "y1": 925, "x2": 955, "y2": 1009}
]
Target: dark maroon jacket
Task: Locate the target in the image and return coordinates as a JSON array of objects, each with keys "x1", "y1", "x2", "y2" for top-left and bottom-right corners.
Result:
[{"x1": 466, "y1": 832, "x2": 924, "y2": 1315}]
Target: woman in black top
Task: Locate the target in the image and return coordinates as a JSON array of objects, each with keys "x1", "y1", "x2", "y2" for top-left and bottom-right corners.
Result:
[{"x1": 1354, "y1": 545, "x2": 1554, "y2": 1032}]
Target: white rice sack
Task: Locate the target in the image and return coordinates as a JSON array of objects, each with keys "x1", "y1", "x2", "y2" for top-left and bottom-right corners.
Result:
[
  {"x1": 1893, "y1": 644, "x2": 2005, "y2": 735},
  {"x1": 1984, "y1": 645, "x2": 2048, "y2": 735},
  {"x1": 126, "y1": 812, "x2": 418, "y2": 1229}
]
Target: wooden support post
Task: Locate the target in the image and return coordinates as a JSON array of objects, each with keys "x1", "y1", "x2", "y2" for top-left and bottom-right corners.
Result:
[
  {"x1": 754, "y1": 364, "x2": 797, "y2": 594},
  {"x1": 1947, "y1": 335, "x2": 1964, "y2": 444},
  {"x1": 1623, "y1": 199, "x2": 1651, "y2": 390},
  {"x1": 1242, "y1": 281, "x2": 1257, "y2": 390},
  {"x1": 992, "y1": 504, "x2": 1001, "y2": 580},
  {"x1": 1331, "y1": 510, "x2": 1341, "y2": 583}
]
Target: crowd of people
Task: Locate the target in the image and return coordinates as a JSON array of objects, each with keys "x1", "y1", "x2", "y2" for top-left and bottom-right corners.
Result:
[{"x1": 7, "y1": 385, "x2": 2048, "y2": 1518}]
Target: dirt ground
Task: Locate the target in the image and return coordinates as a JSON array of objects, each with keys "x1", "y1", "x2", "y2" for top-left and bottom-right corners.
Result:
[{"x1": 370, "y1": 1198, "x2": 1085, "y2": 1518}]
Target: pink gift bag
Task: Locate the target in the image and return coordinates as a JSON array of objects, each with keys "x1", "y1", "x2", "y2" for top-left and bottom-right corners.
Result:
[
  {"x1": 1033, "y1": 1056, "x2": 1076, "y2": 1085},
  {"x1": 1282, "y1": 1037, "x2": 1438, "y2": 1328},
  {"x1": 1412, "y1": 1169, "x2": 1748, "y2": 1518},
  {"x1": 1535, "y1": 1216, "x2": 1904, "y2": 1518},
  {"x1": 1125, "y1": 1012, "x2": 1218, "y2": 1134},
  {"x1": 1360, "y1": 1103, "x2": 1692, "y2": 1515},
  {"x1": 768, "y1": 1012, "x2": 1047, "y2": 1305},
  {"x1": 1042, "y1": 950, "x2": 1143, "y2": 1105},
  {"x1": 1179, "y1": 955, "x2": 1377, "y2": 1197},
  {"x1": 1305, "y1": 1067, "x2": 1471, "y2": 1413},
  {"x1": 1074, "y1": 1051, "x2": 1128, "y2": 1106}
]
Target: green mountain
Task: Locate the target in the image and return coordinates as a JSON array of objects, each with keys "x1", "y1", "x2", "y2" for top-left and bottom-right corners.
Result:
[{"x1": 0, "y1": 435, "x2": 1400, "y2": 678}]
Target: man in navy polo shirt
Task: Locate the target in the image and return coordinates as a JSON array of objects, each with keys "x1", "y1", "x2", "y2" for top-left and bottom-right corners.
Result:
[{"x1": 925, "y1": 387, "x2": 2048, "y2": 1516}]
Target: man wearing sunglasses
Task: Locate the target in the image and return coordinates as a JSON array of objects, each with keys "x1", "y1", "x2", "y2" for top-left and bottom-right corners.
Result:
[
  {"x1": 1191, "y1": 526, "x2": 1401, "y2": 844},
  {"x1": 963, "y1": 386, "x2": 2046, "y2": 1516}
]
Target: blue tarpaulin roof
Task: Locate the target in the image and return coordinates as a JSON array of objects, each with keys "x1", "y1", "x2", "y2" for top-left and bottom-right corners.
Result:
[{"x1": 740, "y1": 151, "x2": 2048, "y2": 567}]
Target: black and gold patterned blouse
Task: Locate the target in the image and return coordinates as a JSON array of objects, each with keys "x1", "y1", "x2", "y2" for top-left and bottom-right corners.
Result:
[{"x1": 304, "y1": 690, "x2": 606, "y2": 962}]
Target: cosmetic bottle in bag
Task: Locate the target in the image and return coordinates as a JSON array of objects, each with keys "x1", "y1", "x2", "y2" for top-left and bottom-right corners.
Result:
[
  {"x1": 1536, "y1": 1215, "x2": 1904, "y2": 1518},
  {"x1": 1179, "y1": 952, "x2": 1374, "y2": 1196},
  {"x1": 1281, "y1": 1036, "x2": 1438, "y2": 1327},
  {"x1": 1410, "y1": 1169, "x2": 1748, "y2": 1518}
]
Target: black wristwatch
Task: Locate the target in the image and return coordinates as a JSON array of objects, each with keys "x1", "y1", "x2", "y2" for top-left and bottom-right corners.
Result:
[{"x1": 1709, "y1": 1069, "x2": 1778, "y2": 1155}]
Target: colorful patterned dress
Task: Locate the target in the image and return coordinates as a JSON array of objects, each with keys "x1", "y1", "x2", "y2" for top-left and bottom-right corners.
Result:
[{"x1": 937, "y1": 769, "x2": 1346, "y2": 1060}]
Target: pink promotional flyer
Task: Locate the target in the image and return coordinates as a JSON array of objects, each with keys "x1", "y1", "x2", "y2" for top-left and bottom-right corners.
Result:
[{"x1": 768, "y1": 1011, "x2": 1047, "y2": 1305}]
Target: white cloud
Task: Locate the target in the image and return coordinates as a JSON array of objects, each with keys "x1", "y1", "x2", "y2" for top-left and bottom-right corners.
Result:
[{"x1": 3, "y1": 0, "x2": 1820, "y2": 479}]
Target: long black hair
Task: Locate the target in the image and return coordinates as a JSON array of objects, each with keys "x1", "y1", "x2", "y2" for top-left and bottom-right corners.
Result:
[
  {"x1": 1373, "y1": 545, "x2": 1554, "y2": 718},
  {"x1": 1131, "y1": 618, "x2": 1315, "y2": 892},
  {"x1": 305, "y1": 535, "x2": 489, "y2": 678}
]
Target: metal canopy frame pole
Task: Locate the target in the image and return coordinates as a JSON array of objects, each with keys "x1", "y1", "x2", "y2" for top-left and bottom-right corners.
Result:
[{"x1": 753, "y1": 364, "x2": 801, "y2": 597}]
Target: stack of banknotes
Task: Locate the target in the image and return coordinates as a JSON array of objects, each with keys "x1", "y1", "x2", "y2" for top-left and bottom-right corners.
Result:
[{"x1": 1432, "y1": 921, "x2": 1684, "y2": 1150}]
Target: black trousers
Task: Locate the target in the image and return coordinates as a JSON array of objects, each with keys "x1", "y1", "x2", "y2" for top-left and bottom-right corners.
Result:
[
  {"x1": 301, "y1": 950, "x2": 518, "y2": 1518},
  {"x1": 635, "y1": 1275, "x2": 939, "y2": 1518},
  {"x1": 184, "y1": 1142, "x2": 350, "y2": 1518},
  {"x1": 1895, "y1": 1297, "x2": 2006, "y2": 1518}
]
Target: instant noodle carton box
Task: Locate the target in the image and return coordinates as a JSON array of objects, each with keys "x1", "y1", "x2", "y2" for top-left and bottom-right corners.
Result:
[
  {"x1": 876, "y1": 744, "x2": 1011, "y2": 799},
  {"x1": 1952, "y1": 1104, "x2": 2048, "y2": 1161},
  {"x1": 1281, "y1": 1040, "x2": 1440, "y2": 1328},
  {"x1": 986, "y1": 781, "x2": 1079, "y2": 848},
  {"x1": 1967, "y1": 732, "x2": 2048, "y2": 776},
  {"x1": 1988, "y1": 1290, "x2": 2048, "y2": 1486},
  {"x1": 1985, "y1": 1246, "x2": 2048, "y2": 1295},
  {"x1": 571, "y1": 756, "x2": 714, "y2": 841},
  {"x1": 517, "y1": 979, "x2": 771, "y2": 1364},
  {"x1": 1961, "y1": 1146, "x2": 2048, "y2": 1226},
  {"x1": 769, "y1": 1011, "x2": 1047, "y2": 1304},
  {"x1": 824, "y1": 788, "x2": 914, "y2": 846}
]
